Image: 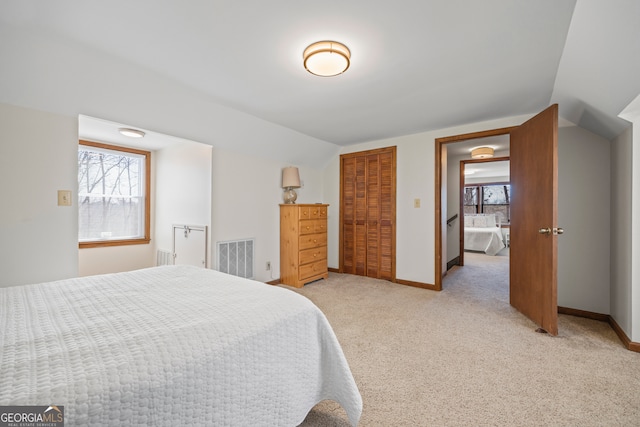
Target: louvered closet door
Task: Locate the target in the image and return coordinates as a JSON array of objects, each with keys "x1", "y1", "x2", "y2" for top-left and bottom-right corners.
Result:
[
  {"x1": 377, "y1": 150, "x2": 394, "y2": 280},
  {"x1": 340, "y1": 147, "x2": 395, "y2": 281},
  {"x1": 341, "y1": 155, "x2": 367, "y2": 276}
]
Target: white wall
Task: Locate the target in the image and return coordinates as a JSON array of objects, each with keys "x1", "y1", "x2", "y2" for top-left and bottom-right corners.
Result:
[
  {"x1": 633, "y1": 123, "x2": 640, "y2": 343},
  {"x1": 324, "y1": 153, "x2": 342, "y2": 269},
  {"x1": 0, "y1": 103, "x2": 78, "y2": 287},
  {"x1": 610, "y1": 127, "x2": 632, "y2": 336},
  {"x1": 211, "y1": 148, "x2": 324, "y2": 283},
  {"x1": 557, "y1": 126, "x2": 610, "y2": 314},
  {"x1": 79, "y1": 245, "x2": 155, "y2": 277},
  {"x1": 154, "y1": 142, "x2": 213, "y2": 266},
  {"x1": 614, "y1": 92, "x2": 640, "y2": 342},
  {"x1": 445, "y1": 150, "x2": 461, "y2": 263}
]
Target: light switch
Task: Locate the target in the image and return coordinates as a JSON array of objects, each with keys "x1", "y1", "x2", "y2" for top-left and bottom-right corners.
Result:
[
  {"x1": 58, "y1": 190, "x2": 72, "y2": 206},
  {"x1": 414, "y1": 198, "x2": 421, "y2": 208}
]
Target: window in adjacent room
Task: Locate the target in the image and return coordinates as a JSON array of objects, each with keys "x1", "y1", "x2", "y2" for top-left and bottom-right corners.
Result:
[
  {"x1": 78, "y1": 140, "x2": 150, "y2": 248},
  {"x1": 464, "y1": 183, "x2": 510, "y2": 224}
]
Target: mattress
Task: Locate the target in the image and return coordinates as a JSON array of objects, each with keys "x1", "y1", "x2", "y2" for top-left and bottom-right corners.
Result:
[{"x1": 0, "y1": 266, "x2": 362, "y2": 426}]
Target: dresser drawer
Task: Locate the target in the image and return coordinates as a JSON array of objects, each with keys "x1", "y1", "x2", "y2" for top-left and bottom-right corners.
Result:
[
  {"x1": 298, "y1": 206, "x2": 311, "y2": 220},
  {"x1": 299, "y1": 205, "x2": 328, "y2": 220},
  {"x1": 299, "y1": 246, "x2": 327, "y2": 265},
  {"x1": 299, "y1": 233, "x2": 327, "y2": 250},
  {"x1": 299, "y1": 219, "x2": 327, "y2": 235},
  {"x1": 309, "y1": 205, "x2": 327, "y2": 219},
  {"x1": 299, "y1": 259, "x2": 328, "y2": 281}
]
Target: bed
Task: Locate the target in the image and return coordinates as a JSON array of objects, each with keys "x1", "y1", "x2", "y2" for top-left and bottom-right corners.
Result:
[
  {"x1": 464, "y1": 214, "x2": 505, "y2": 256},
  {"x1": 0, "y1": 265, "x2": 362, "y2": 426}
]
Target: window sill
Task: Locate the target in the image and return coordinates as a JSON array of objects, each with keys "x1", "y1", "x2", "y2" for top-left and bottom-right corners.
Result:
[{"x1": 79, "y1": 238, "x2": 151, "y2": 249}]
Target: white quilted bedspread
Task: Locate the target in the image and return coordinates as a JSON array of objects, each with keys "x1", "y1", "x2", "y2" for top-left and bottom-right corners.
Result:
[
  {"x1": 0, "y1": 266, "x2": 362, "y2": 426},
  {"x1": 464, "y1": 227, "x2": 505, "y2": 256}
]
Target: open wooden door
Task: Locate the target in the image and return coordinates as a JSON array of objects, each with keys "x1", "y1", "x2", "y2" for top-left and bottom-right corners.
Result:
[{"x1": 509, "y1": 104, "x2": 559, "y2": 335}]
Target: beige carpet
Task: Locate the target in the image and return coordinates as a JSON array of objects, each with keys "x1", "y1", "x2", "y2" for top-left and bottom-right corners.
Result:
[{"x1": 291, "y1": 251, "x2": 640, "y2": 426}]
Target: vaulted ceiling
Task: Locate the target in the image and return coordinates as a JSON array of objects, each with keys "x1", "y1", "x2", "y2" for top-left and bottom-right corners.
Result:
[{"x1": 1, "y1": 0, "x2": 638, "y2": 146}]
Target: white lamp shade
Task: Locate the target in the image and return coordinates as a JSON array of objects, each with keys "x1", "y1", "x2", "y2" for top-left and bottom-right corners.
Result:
[{"x1": 282, "y1": 167, "x2": 301, "y2": 188}]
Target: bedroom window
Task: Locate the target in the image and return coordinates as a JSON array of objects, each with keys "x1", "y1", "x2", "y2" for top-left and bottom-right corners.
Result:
[
  {"x1": 464, "y1": 184, "x2": 510, "y2": 224},
  {"x1": 78, "y1": 140, "x2": 151, "y2": 248}
]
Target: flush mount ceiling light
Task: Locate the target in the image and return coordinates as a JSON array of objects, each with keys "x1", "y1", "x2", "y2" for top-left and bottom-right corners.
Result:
[
  {"x1": 303, "y1": 41, "x2": 351, "y2": 77},
  {"x1": 119, "y1": 128, "x2": 146, "y2": 138},
  {"x1": 471, "y1": 147, "x2": 494, "y2": 159}
]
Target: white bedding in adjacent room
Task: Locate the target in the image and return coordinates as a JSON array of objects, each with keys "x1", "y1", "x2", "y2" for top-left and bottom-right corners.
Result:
[
  {"x1": 464, "y1": 214, "x2": 505, "y2": 256},
  {"x1": 464, "y1": 226, "x2": 505, "y2": 256},
  {"x1": 0, "y1": 266, "x2": 362, "y2": 426}
]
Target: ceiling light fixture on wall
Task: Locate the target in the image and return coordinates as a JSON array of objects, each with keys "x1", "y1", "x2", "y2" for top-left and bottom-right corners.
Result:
[
  {"x1": 119, "y1": 128, "x2": 146, "y2": 138},
  {"x1": 471, "y1": 147, "x2": 494, "y2": 159},
  {"x1": 303, "y1": 41, "x2": 351, "y2": 77}
]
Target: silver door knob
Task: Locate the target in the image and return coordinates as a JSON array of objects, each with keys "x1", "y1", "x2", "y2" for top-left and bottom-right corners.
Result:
[
  {"x1": 553, "y1": 227, "x2": 564, "y2": 235},
  {"x1": 539, "y1": 228, "x2": 551, "y2": 235}
]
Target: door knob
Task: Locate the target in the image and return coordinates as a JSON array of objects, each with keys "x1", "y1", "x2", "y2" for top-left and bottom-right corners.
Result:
[{"x1": 539, "y1": 227, "x2": 564, "y2": 235}]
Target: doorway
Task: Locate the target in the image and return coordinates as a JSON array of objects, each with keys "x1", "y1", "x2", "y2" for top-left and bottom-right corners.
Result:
[
  {"x1": 435, "y1": 127, "x2": 515, "y2": 291},
  {"x1": 459, "y1": 157, "x2": 510, "y2": 267}
]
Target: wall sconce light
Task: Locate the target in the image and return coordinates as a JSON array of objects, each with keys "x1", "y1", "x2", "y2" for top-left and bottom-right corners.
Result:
[
  {"x1": 282, "y1": 167, "x2": 301, "y2": 204},
  {"x1": 471, "y1": 147, "x2": 494, "y2": 159},
  {"x1": 303, "y1": 41, "x2": 351, "y2": 77}
]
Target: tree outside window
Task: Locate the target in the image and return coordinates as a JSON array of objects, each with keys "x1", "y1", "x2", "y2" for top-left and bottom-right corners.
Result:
[
  {"x1": 464, "y1": 183, "x2": 510, "y2": 224},
  {"x1": 78, "y1": 140, "x2": 150, "y2": 248}
]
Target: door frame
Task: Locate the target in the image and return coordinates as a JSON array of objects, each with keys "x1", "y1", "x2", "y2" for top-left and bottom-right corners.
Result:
[
  {"x1": 434, "y1": 127, "x2": 517, "y2": 291},
  {"x1": 458, "y1": 156, "x2": 510, "y2": 267}
]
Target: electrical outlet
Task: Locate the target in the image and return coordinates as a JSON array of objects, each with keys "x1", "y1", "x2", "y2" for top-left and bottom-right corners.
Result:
[{"x1": 266, "y1": 261, "x2": 271, "y2": 271}]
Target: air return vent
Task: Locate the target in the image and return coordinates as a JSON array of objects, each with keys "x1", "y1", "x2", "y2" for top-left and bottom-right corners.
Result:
[{"x1": 217, "y1": 239, "x2": 254, "y2": 279}]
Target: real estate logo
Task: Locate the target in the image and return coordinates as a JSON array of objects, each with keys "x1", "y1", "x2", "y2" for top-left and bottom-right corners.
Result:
[{"x1": 0, "y1": 405, "x2": 64, "y2": 427}]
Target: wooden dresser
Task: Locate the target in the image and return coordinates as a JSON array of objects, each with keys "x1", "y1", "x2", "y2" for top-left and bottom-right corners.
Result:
[{"x1": 280, "y1": 204, "x2": 329, "y2": 287}]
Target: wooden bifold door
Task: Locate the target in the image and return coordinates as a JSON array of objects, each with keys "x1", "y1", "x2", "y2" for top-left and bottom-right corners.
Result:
[{"x1": 340, "y1": 146, "x2": 396, "y2": 281}]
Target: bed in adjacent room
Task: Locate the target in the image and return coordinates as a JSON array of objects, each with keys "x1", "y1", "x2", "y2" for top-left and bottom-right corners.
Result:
[
  {"x1": 464, "y1": 214, "x2": 506, "y2": 256},
  {"x1": 0, "y1": 266, "x2": 362, "y2": 426}
]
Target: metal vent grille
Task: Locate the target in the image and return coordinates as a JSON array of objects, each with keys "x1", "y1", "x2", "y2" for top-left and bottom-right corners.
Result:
[
  {"x1": 156, "y1": 249, "x2": 173, "y2": 266},
  {"x1": 217, "y1": 239, "x2": 254, "y2": 279}
]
